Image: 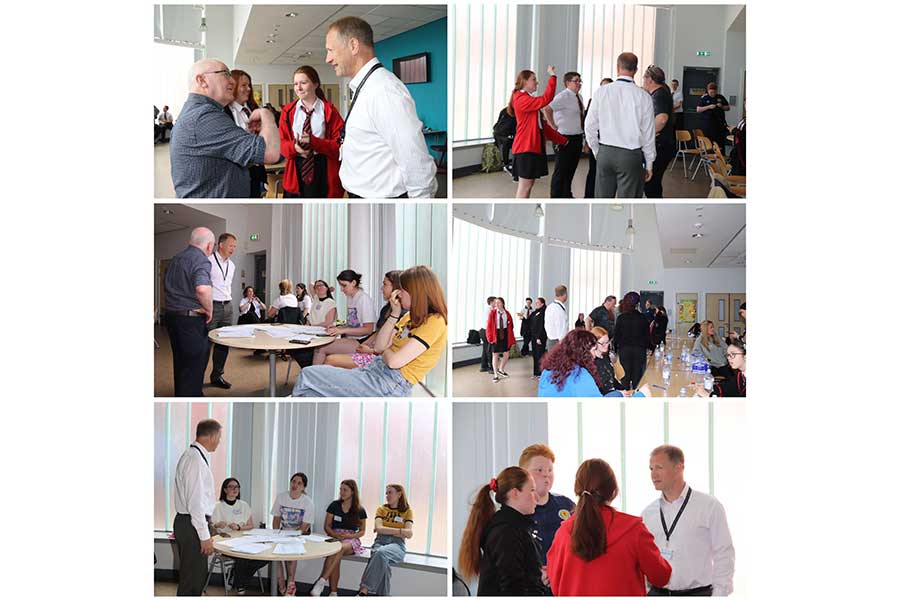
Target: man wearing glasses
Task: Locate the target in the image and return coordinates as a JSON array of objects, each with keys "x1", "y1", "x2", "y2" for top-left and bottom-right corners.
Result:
[
  {"x1": 170, "y1": 59, "x2": 281, "y2": 198},
  {"x1": 543, "y1": 72, "x2": 586, "y2": 198}
]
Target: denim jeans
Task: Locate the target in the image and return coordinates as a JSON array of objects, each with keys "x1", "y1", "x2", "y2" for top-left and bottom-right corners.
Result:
[
  {"x1": 292, "y1": 356, "x2": 413, "y2": 397},
  {"x1": 360, "y1": 535, "x2": 406, "y2": 595}
]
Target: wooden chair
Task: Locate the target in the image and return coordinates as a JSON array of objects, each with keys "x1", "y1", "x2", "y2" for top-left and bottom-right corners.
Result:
[
  {"x1": 670, "y1": 130, "x2": 702, "y2": 177},
  {"x1": 691, "y1": 137, "x2": 715, "y2": 181},
  {"x1": 707, "y1": 185, "x2": 728, "y2": 198}
]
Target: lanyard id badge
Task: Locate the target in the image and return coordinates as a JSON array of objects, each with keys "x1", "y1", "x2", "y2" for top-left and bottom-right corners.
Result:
[{"x1": 659, "y1": 487, "x2": 692, "y2": 559}]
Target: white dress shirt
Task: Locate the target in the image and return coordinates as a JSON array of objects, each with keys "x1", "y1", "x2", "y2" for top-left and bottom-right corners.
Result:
[
  {"x1": 641, "y1": 483, "x2": 735, "y2": 596},
  {"x1": 158, "y1": 111, "x2": 173, "y2": 124},
  {"x1": 673, "y1": 90, "x2": 684, "y2": 113},
  {"x1": 174, "y1": 442, "x2": 216, "y2": 540},
  {"x1": 544, "y1": 300, "x2": 569, "y2": 341},
  {"x1": 584, "y1": 75, "x2": 656, "y2": 167},
  {"x1": 339, "y1": 57, "x2": 438, "y2": 198},
  {"x1": 548, "y1": 88, "x2": 585, "y2": 135},
  {"x1": 239, "y1": 297, "x2": 263, "y2": 318},
  {"x1": 209, "y1": 251, "x2": 235, "y2": 302},
  {"x1": 292, "y1": 97, "x2": 326, "y2": 140},
  {"x1": 228, "y1": 102, "x2": 252, "y2": 131}
]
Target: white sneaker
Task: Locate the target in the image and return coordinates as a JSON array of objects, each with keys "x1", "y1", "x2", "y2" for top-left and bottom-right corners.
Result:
[{"x1": 311, "y1": 578, "x2": 327, "y2": 597}]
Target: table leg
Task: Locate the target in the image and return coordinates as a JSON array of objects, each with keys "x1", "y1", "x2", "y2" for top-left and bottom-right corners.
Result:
[
  {"x1": 270, "y1": 560, "x2": 278, "y2": 596},
  {"x1": 269, "y1": 352, "x2": 277, "y2": 397}
]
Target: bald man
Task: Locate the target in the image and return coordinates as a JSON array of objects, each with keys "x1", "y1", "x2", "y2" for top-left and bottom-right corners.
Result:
[
  {"x1": 170, "y1": 59, "x2": 281, "y2": 198},
  {"x1": 165, "y1": 227, "x2": 215, "y2": 396}
]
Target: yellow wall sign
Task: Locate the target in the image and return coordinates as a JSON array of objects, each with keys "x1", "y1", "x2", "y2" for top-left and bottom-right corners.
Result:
[{"x1": 678, "y1": 300, "x2": 697, "y2": 323}]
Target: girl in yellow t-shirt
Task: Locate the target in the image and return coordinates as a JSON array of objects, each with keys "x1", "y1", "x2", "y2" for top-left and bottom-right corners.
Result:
[{"x1": 358, "y1": 484, "x2": 414, "y2": 596}]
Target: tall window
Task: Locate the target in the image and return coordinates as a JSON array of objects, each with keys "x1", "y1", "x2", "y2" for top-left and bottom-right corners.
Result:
[
  {"x1": 153, "y1": 42, "x2": 197, "y2": 120},
  {"x1": 452, "y1": 217, "x2": 531, "y2": 344},
  {"x1": 568, "y1": 247, "x2": 622, "y2": 329},
  {"x1": 154, "y1": 403, "x2": 234, "y2": 531},
  {"x1": 548, "y1": 401, "x2": 747, "y2": 596},
  {"x1": 337, "y1": 402, "x2": 449, "y2": 557},
  {"x1": 300, "y1": 204, "x2": 348, "y2": 317},
  {"x1": 453, "y1": 4, "x2": 518, "y2": 145},
  {"x1": 578, "y1": 4, "x2": 656, "y2": 103}
]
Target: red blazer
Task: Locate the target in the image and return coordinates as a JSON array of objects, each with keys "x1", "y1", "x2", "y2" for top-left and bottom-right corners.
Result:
[
  {"x1": 278, "y1": 98, "x2": 345, "y2": 198},
  {"x1": 547, "y1": 506, "x2": 671, "y2": 596},
  {"x1": 486, "y1": 309, "x2": 516, "y2": 349},
  {"x1": 511, "y1": 75, "x2": 568, "y2": 154}
]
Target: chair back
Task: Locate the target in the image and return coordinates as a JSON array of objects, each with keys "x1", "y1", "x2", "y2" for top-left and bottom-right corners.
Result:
[
  {"x1": 675, "y1": 130, "x2": 692, "y2": 143},
  {"x1": 276, "y1": 306, "x2": 301, "y2": 325}
]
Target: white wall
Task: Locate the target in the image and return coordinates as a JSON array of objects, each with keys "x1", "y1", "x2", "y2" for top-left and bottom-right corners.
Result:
[{"x1": 205, "y1": 4, "x2": 235, "y2": 65}]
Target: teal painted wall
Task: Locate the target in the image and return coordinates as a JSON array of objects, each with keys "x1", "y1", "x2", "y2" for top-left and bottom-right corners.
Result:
[{"x1": 375, "y1": 18, "x2": 447, "y2": 159}]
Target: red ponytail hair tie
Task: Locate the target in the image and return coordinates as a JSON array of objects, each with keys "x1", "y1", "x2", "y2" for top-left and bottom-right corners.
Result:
[{"x1": 489, "y1": 478, "x2": 498, "y2": 493}]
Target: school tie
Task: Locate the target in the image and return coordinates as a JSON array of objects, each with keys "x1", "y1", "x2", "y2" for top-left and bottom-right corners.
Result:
[
  {"x1": 242, "y1": 106, "x2": 251, "y2": 119},
  {"x1": 299, "y1": 105, "x2": 315, "y2": 185},
  {"x1": 577, "y1": 94, "x2": 585, "y2": 130}
]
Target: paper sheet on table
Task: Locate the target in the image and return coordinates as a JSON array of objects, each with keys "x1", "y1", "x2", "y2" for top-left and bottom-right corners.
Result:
[
  {"x1": 273, "y1": 541, "x2": 307, "y2": 555},
  {"x1": 303, "y1": 534, "x2": 328, "y2": 543},
  {"x1": 246, "y1": 528, "x2": 304, "y2": 537},
  {"x1": 230, "y1": 542, "x2": 271, "y2": 554},
  {"x1": 215, "y1": 325, "x2": 260, "y2": 338}
]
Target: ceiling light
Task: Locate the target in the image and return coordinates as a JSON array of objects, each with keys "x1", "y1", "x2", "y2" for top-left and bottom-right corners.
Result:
[
  {"x1": 267, "y1": 33, "x2": 277, "y2": 38},
  {"x1": 610, "y1": 203, "x2": 624, "y2": 212},
  {"x1": 691, "y1": 233, "x2": 704, "y2": 238},
  {"x1": 534, "y1": 204, "x2": 544, "y2": 218},
  {"x1": 265, "y1": 39, "x2": 276, "y2": 44},
  {"x1": 199, "y1": 17, "x2": 207, "y2": 33},
  {"x1": 695, "y1": 206, "x2": 704, "y2": 211},
  {"x1": 162, "y1": 209, "x2": 174, "y2": 215},
  {"x1": 625, "y1": 218, "x2": 635, "y2": 236},
  {"x1": 694, "y1": 222, "x2": 703, "y2": 229},
  {"x1": 684, "y1": 259, "x2": 693, "y2": 264},
  {"x1": 285, "y1": 12, "x2": 298, "y2": 18}
]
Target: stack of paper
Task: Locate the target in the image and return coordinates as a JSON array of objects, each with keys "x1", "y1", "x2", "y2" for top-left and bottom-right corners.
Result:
[
  {"x1": 215, "y1": 325, "x2": 260, "y2": 338},
  {"x1": 304, "y1": 534, "x2": 329, "y2": 543},
  {"x1": 230, "y1": 541, "x2": 271, "y2": 554},
  {"x1": 273, "y1": 541, "x2": 307, "y2": 555}
]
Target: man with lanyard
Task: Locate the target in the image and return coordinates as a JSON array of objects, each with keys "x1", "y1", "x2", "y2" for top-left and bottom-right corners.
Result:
[
  {"x1": 165, "y1": 227, "x2": 215, "y2": 397},
  {"x1": 173, "y1": 419, "x2": 222, "y2": 595},
  {"x1": 206, "y1": 233, "x2": 237, "y2": 389},
  {"x1": 324, "y1": 16, "x2": 437, "y2": 198},
  {"x1": 544, "y1": 285, "x2": 569, "y2": 350},
  {"x1": 543, "y1": 71, "x2": 586, "y2": 198},
  {"x1": 517, "y1": 297, "x2": 534, "y2": 356},
  {"x1": 642, "y1": 445, "x2": 735, "y2": 596},
  {"x1": 584, "y1": 52, "x2": 655, "y2": 198}
]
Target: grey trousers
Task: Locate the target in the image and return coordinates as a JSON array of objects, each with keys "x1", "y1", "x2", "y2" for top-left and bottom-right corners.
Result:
[
  {"x1": 206, "y1": 301, "x2": 233, "y2": 379},
  {"x1": 595, "y1": 145, "x2": 645, "y2": 198},
  {"x1": 174, "y1": 514, "x2": 207, "y2": 596},
  {"x1": 360, "y1": 536, "x2": 406, "y2": 595}
]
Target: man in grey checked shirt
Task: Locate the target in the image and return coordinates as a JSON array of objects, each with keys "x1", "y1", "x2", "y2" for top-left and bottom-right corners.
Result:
[{"x1": 170, "y1": 58, "x2": 281, "y2": 198}]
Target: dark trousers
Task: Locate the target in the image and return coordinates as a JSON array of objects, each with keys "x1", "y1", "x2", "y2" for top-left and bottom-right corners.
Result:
[
  {"x1": 479, "y1": 329, "x2": 491, "y2": 370},
  {"x1": 520, "y1": 327, "x2": 532, "y2": 355},
  {"x1": 645, "y1": 145, "x2": 675, "y2": 198},
  {"x1": 618, "y1": 345, "x2": 647, "y2": 390},
  {"x1": 532, "y1": 340, "x2": 546, "y2": 376},
  {"x1": 348, "y1": 192, "x2": 409, "y2": 198},
  {"x1": 173, "y1": 514, "x2": 207, "y2": 596},
  {"x1": 167, "y1": 313, "x2": 209, "y2": 397},
  {"x1": 584, "y1": 149, "x2": 597, "y2": 197},
  {"x1": 206, "y1": 302, "x2": 233, "y2": 381},
  {"x1": 649, "y1": 585, "x2": 713, "y2": 596},
  {"x1": 596, "y1": 145, "x2": 645, "y2": 198},
  {"x1": 232, "y1": 558, "x2": 268, "y2": 589},
  {"x1": 674, "y1": 112, "x2": 684, "y2": 132},
  {"x1": 550, "y1": 134, "x2": 583, "y2": 198},
  {"x1": 284, "y1": 154, "x2": 329, "y2": 198}
]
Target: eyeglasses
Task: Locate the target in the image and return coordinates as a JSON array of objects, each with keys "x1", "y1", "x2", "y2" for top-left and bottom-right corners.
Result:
[
  {"x1": 726, "y1": 352, "x2": 745, "y2": 359},
  {"x1": 225, "y1": 484, "x2": 240, "y2": 490},
  {"x1": 204, "y1": 69, "x2": 233, "y2": 79},
  {"x1": 596, "y1": 340, "x2": 610, "y2": 346}
]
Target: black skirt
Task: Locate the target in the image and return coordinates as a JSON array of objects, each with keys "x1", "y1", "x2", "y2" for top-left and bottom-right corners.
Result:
[
  {"x1": 512, "y1": 152, "x2": 548, "y2": 181},
  {"x1": 489, "y1": 327, "x2": 509, "y2": 354},
  {"x1": 284, "y1": 154, "x2": 329, "y2": 198}
]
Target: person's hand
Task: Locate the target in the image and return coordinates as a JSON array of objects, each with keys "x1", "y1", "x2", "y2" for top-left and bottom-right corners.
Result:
[
  {"x1": 695, "y1": 387, "x2": 711, "y2": 398},
  {"x1": 583, "y1": 143, "x2": 590, "y2": 153},
  {"x1": 389, "y1": 289, "x2": 402, "y2": 313},
  {"x1": 541, "y1": 566, "x2": 550, "y2": 586},
  {"x1": 197, "y1": 308, "x2": 212, "y2": 324},
  {"x1": 644, "y1": 169, "x2": 653, "y2": 182},
  {"x1": 356, "y1": 343, "x2": 375, "y2": 354},
  {"x1": 228, "y1": 523, "x2": 241, "y2": 531},
  {"x1": 214, "y1": 521, "x2": 227, "y2": 529},
  {"x1": 622, "y1": 390, "x2": 633, "y2": 397},
  {"x1": 300, "y1": 133, "x2": 310, "y2": 147},
  {"x1": 326, "y1": 326, "x2": 342, "y2": 336},
  {"x1": 547, "y1": 65, "x2": 556, "y2": 77},
  {"x1": 201, "y1": 538, "x2": 215, "y2": 555}
]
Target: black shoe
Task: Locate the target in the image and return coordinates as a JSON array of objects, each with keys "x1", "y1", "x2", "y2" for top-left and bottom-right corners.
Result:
[
  {"x1": 253, "y1": 349, "x2": 266, "y2": 356},
  {"x1": 210, "y1": 376, "x2": 232, "y2": 389}
]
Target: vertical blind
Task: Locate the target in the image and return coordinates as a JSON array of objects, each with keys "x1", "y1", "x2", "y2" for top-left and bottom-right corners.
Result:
[
  {"x1": 300, "y1": 204, "x2": 349, "y2": 318},
  {"x1": 568, "y1": 247, "x2": 623, "y2": 329},
  {"x1": 578, "y1": 4, "x2": 657, "y2": 104},
  {"x1": 453, "y1": 4, "x2": 519, "y2": 144},
  {"x1": 452, "y1": 217, "x2": 531, "y2": 344}
]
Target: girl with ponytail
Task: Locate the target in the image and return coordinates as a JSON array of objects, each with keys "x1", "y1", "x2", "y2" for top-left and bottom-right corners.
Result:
[
  {"x1": 457, "y1": 466, "x2": 547, "y2": 596},
  {"x1": 546, "y1": 459, "x2": 672, "y2": 596}
]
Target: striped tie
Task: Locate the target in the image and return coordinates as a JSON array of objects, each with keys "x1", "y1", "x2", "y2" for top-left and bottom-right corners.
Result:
[{"x1": 300, "y1": 105, "x2": 314, "y2": 185}]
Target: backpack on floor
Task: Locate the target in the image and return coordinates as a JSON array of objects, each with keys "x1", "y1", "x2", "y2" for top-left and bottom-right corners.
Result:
[{"x1": 481, "y1": 143, "x2": 504, "y2": 173}]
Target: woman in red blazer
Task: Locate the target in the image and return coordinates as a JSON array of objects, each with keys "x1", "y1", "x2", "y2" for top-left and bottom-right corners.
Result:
[
  {"x1": 279, "y1": 65, "x2": 345, "y2": 198},
  {"x1": 509, "y1": 65, "x2": 569, "y2": 198},
  {"x1": 486, "y1": 297, "x2": 516, "y2": 383},
  {"x1": 547, "y1": 458, "x2": 671, "y2": 596}
]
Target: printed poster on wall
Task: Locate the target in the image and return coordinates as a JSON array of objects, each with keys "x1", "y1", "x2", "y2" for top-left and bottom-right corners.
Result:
[{"x1": 678, "y1": 300, "x2": 697, "y2": 323}]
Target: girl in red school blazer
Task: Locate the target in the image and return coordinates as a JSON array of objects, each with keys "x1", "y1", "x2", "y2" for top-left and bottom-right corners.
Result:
[
  {"x1": 279, "y1": 65, "x2": 345, "y2": 198},
  {"x1": 509, "y1": 66, "x2": 569, "y2": 198},
  {"x1": 486, "y1": 297, "x2": 517, "y2": 383}
]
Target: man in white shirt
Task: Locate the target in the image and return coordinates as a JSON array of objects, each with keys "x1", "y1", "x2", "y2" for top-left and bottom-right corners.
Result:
[
  {"x1": 584, "y1": 52, "x2": 656, "y2": 198},
  {"x1": 325, "y1": 17, "x2": 438, "y2": 198},
  {"x1": 206, "y1": 233, "x2": 237, "y2": 389},
  {"x1": 173, "y1": 419, "x2": 222, "y2": 596},
  {"x1": 671, "y1": 79, "x2": 684, "y2": 132},
  {"x1": 543, "y1": 72, "x2": 586, "y2": 198},
  {"x1": 642, "y1": 445, "x2": 735, "y2": 596},
  {"x1": 544, "y1": 285, "x2": 569, "y2": 350}
]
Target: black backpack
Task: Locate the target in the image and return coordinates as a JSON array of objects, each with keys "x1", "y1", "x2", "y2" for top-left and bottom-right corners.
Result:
[{"x1": 493, "y1": 107, "x2": 516, "y2": 139}]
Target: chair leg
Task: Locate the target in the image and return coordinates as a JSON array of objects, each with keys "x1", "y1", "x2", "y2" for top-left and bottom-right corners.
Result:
[
  {"x1": 204, "y1": 553, "x2": 223, "y2": 595},
  {"x1": 285, "y1": 359, "x2": 293, "y2": 386},
  {"x1": 691, "y1": 156, "x2": 705, "y2": 180}
]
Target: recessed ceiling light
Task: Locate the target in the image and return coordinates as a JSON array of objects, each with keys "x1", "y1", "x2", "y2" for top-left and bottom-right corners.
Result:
[
  {"x1": 684, "y1": 259, "x2": 693, "y2": 264},
  {"x1": 265, "y1": 39, "x2": 276, "y2": 44},
  {"x1": 285, "y1": 12, "x2": 298, "y2": 18},
  {"x1": 695, "y1": 206, "x2": 704, "y2": 211},
  {"x1": 694, "y1": 222, "x2": 703, "y2": 228},
  {"x1": 610, "y1": 204, "x2": 624, "y2": 212},
  {"x1": 162, "y1": 209, "x2": 174, "y2": 215},
  {"x1": 267, "y1": 33, "x2": 277, "y2": 38},
  {"x1": 691, "y1": 233, "x2": 704, "y2": 238}
]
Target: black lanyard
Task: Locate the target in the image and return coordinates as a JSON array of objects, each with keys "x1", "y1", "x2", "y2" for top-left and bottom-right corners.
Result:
[
  {"x1": 339, "y1": 63, "x2": 384, "y2": 145},
  {"x1": 191, "y1": 444, "x2": 209, "y2": 467},
  {"x1": 213, "y1": 253, "x2": 229, "y2": 281},
  {"x1": 616, "y1": 77, "x2": 634, "y2": 84},
  {"x1": 659, "y1": 487, "x2": 692, "y2": 543},
  {"x1": 554, "y1": 301, "x2": 566, "y2": 314}
]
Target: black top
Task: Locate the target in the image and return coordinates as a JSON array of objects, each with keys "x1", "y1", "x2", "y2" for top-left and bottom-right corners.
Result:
[
  {"x1": 650, "y1": 87, "x2": 675, "y2": 151},
  {"x1": 594, "y1": 354, "x2": 626, "y2": 395},
  {"x1": 613, "y1": 310, "x2": 650, "y2": 351},
  {"x1": 529, "y1": 306, "x2": 548, "y2": 343},
  {"x1": 712, "y1": 370, "x2": 746, "y2": 397},
  {"x1": 589, "y1": 306, "x2": 615, "y2": 335},
  {"x1": 651, "y1": 313, "x2": 669, "y2": 346},
  {"x1": 164, "y1": 245, "x2": 212, "y2": 311},
  {"x1": 360, "y1": 304, "x2": 407, "y2": 345},
  {"x1": 698, "y1": 93, "x2": 730, "y2": 129},
  {"x1": 326, "y1": 500, "x2": 368, "y2": 532},
  {"x1": 477, "y1": 505, "x2": 548, "y2": 597}
]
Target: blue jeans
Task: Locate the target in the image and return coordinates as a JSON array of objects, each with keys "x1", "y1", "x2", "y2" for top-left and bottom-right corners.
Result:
[
  {"x1": 360, "y1": 535, "x2": 406, "y2": 595},
  {"x1": 292, "y1": 356, "x2": 413, "y2": 397}
]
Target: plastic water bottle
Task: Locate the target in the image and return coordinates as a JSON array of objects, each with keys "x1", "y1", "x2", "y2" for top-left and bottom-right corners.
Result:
[
  {"x1": 662, "y1": 365, "x2": 671, "y2": 386},
  {"x1": 678, "y1": 387, "x2": 687, "y2": 397},
  {"x1": 703, "y1": 372, "x2": 714, "y2": 391},
  {"x1": 665, "y1": 350, "x2": 673, "y2": 365}
]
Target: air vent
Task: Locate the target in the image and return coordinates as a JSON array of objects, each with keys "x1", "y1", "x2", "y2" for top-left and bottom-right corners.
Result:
[{"x1": 669, "y1": 248, "x2": 697, "y2": 255}]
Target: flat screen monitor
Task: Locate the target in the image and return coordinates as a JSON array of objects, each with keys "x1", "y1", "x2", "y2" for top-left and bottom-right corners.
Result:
[{"x1": 393, "y1": 52, "x2": 429, "y2": 84}]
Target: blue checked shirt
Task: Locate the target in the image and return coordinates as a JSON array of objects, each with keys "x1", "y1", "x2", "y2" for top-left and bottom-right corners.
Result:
[{"x1": 170, "y1": 93, "x2": 267, "y2": 198}]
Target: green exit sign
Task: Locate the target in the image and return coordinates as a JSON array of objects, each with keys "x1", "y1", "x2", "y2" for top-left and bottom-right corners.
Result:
[
  {"x1": 648, "y1": 280, "x2": 657, "y2": 285},
  {"x1": 697, "y1": 50, "x2": 711, "y2": 57},
  {"x1": 250, "y1": 233, "x2": 260, "y2": 241}
]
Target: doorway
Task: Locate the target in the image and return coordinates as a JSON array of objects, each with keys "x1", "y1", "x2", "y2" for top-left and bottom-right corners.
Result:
[
  {"x1": 675, "y1": 293, "x2": 698, "y2": 338},
  {"x1": 682, "y1": 66, "x2": 719, "y2": 132},
  {"x1": 705, "y1": 293, "x2": 746, "y2": 339},
  {"x1": 321, "y1": 84, "x2": 340, "y2": 109},
  {"x1": 267, "y1": 84, "x2": 293, "y2": 109},
  {"x1": 254, "y1": 252, "x2": 267, "y2": 304}
]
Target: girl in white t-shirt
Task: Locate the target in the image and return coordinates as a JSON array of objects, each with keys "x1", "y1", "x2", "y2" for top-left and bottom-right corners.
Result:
[
  {"x1": 267, "y1": 278, "x2": 299, "y2": 319},
  {"x1": 313, "y1": 269, "x2": 378, "y2": 365},
  {"x1": 213, "y1": 478, "x2": 266, "y2": 593},
  {"x1": 271, "y1": 472, "x2": 316, "y2": 596},
  {"x1": 308, "y1": 280, "x2": 337, "y2": 326}
]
